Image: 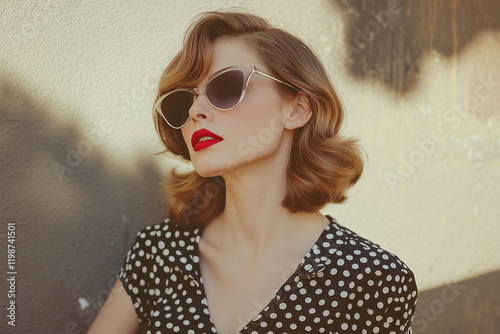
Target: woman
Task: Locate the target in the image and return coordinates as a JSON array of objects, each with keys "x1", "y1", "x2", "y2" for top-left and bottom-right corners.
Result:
[{"x1": 89, "y1": 11, "x2": 417, "y2": 334}]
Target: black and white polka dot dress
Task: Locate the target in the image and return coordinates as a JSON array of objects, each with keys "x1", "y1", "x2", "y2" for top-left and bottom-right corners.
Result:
[{"x1": 118, "y1": 215, "x2": 418, "y2": 333}]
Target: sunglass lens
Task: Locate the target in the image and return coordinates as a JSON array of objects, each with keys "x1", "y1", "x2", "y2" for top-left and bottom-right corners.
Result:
[
  {"x1": 206, "y1": 70, "x2": 244, "y2": 109},
  {"x1": 161, "y1": 90, "x2": 193, "y2": 128}
]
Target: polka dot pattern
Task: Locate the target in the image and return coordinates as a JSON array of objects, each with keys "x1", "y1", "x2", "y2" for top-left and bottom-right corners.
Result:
[{"x1": 118, "y1": 215, "x2": 417, "y2": 333}]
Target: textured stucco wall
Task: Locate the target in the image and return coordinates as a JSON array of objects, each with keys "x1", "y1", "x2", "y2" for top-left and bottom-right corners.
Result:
[{"x1": 0, "y1": 0, "x2": 499, "y2": 333}]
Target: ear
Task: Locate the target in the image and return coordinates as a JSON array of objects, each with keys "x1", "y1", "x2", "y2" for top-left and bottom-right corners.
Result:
[
  {"x1": 282, "y1": 92, "x2": 313, "y2": 130},
  {"x1": 283, "y1": 92, "x2": 312, "y2": 130}
]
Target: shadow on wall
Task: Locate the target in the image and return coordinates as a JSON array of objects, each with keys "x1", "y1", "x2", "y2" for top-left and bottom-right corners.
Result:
[
  {"x1": 0, "y1": 79, "x2": 165, "y2": 333},
  {"x1": 330, "y1": 0, "x2": 500, "y2": 95},
  {"x1": 413, "y1": 269, "x2": 500, "y2": 333}
]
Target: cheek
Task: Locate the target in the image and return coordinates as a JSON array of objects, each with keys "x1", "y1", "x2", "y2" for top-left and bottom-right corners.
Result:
[
  {"x1": 228, "y1": 100, "x2": 285, "y2": 149},
  {"x1": 245, "y1": 93, "x2": 284, "y2": 136},
  {"x1": 180, "y1": 126, "x2": 194, "y2": 150}
]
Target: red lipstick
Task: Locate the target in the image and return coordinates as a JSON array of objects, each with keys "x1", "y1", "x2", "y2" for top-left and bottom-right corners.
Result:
[{"x1": 191, "y1": 129, "x2": 223, "y2": 152}]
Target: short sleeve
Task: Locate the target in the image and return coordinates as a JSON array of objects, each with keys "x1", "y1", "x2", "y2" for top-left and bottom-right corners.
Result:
[
  {"x1": 117, "y1": 228, "x2": 155, "y2": 322},
  {"x1": 360, "y1": 266, "x2": 418, "y2": 334}
]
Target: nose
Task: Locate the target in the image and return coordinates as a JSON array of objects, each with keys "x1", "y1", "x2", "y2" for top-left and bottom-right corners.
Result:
[{"x1": 188, "y1": 92, "x2": 212, "y2": 124}]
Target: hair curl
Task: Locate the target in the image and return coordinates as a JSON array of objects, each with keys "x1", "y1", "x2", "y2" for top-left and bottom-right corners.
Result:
[{"x1": 153, "y1": 11, "x2": 365, "y2": 227}]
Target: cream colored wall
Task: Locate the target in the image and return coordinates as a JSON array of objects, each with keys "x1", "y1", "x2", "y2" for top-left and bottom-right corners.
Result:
[{"x1": 1, "y1": 0, "x2": 499, "y2": 332}]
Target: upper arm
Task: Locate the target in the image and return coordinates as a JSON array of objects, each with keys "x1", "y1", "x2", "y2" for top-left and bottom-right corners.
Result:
[{"x1": 87, "y1": 279, "x2": 144, "y2": 334}]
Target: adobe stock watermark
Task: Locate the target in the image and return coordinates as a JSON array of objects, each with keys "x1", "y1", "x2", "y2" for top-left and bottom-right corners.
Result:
[
  {"x1": 52, "y1": 65, "x2": 163, "y2": 182},
  {"x1": 225, "y1": 106, "x2": 287, "y2": 175},
  {"x1": 345, "y1": 0, "x2": 406, "y2": 58},
  {"x1": 385, "y1": 73, "x2": 500, "y2": 192},
  {"x1": 412, "y1": 282, "x2": 467, "y2": 333}
]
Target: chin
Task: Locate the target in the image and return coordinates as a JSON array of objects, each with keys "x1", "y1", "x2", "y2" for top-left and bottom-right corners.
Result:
[
  {"x1": 192, "y1": 158, "x2": 242, "y2": 179},
  {"x1": 192, "y1": 160, "x2": 224, "y2": 178},
  {"x1": 194, "y1": 169, "x2": 219, "y2": 178}
]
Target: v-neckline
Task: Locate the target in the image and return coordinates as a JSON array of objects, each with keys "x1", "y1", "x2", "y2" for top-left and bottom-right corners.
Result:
[{"x1": 192, "y1": 214, "x2": 338, "y2": 334}]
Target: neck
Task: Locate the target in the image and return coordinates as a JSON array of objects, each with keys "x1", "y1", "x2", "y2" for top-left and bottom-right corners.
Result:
[{"x1": 207, "y1": 133, "x2": 324, "y2": 261}]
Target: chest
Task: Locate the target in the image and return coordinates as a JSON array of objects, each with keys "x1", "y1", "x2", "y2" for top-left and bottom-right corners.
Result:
[{"x1": 198, "y1": 245, "x2": 301, "y2": 334}]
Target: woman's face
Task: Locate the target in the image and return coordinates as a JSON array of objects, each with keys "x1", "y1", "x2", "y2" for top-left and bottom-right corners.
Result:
[{"x1": 180, "y1": 37, "x2": 291, "y2": 178}]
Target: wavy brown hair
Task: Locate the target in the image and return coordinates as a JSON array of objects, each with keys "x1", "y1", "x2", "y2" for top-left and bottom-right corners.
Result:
[{"x1": 153, "y1": 11, "x2": 365, "y2": 227}]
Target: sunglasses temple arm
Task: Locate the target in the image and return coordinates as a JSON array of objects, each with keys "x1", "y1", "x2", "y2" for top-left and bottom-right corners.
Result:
[{"x1": 254, "y1": 70, "x2": 299, "y2": 91}]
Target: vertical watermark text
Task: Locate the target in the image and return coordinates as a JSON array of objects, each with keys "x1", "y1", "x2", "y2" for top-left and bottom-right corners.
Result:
[{"x1": 6, "y1": 221, "x2": 17, "y2": 327}]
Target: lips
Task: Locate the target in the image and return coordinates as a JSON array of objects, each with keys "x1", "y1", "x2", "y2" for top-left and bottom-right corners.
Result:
[{"x1": 191, "y1": 128, "x2": 223, "y2": 152}]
